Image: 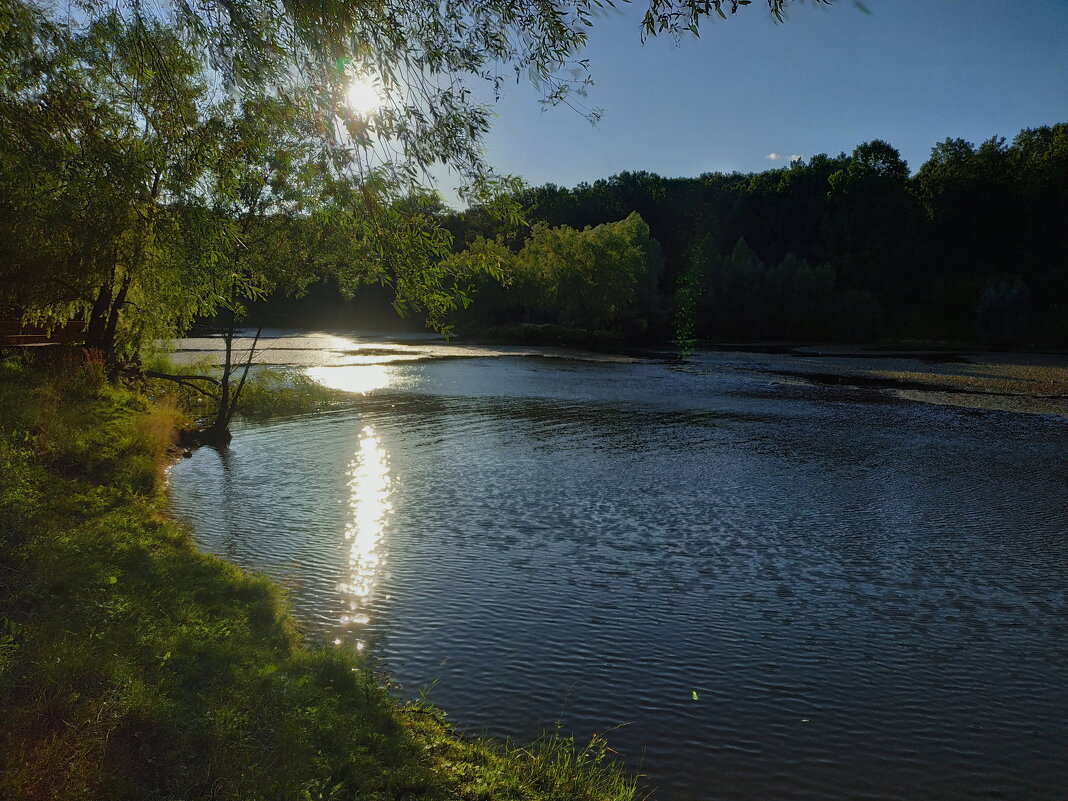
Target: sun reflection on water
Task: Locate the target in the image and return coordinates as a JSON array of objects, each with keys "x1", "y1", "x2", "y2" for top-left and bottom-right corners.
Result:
[
  {"x1": 307, "y1": 364, "x2": 393, "y2": 394},
  {"x1": 337, "y1": 426, "x2": 391, "y2": 645}
]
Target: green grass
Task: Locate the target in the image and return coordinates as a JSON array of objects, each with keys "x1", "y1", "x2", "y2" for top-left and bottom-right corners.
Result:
[
  {"x1": 143, "y1": 355, "x2": 352, "y2": 424},
  {"x1": 235, "y1": 367, "x2": 352, "y2": 420},
  {"x1": 0, "y1": 350, "x2": 638, "y2": 801}
]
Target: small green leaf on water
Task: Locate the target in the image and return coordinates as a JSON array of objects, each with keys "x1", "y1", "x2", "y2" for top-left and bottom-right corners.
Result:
[
  {"x1": 691, "y1": 690, "x2": 699, "y2": 701},
  {"x1": 107, "y1": 576, "x2": 118, "y2": 584}
]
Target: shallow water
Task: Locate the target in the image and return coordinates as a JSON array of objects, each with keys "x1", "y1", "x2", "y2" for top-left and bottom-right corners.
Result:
[{"x1": 169, "y1": 333, "x2": 1067, "y2": 801}]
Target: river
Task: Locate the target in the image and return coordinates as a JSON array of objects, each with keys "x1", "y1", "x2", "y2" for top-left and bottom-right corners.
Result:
[{"x1": 167, "y1": 331, "x2": 1067, "y2": 801}]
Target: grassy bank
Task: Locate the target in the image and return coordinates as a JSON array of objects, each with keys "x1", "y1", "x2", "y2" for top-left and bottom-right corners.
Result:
[{"x1": 0, "y1": 351, "x2": 637, "y2": 801}]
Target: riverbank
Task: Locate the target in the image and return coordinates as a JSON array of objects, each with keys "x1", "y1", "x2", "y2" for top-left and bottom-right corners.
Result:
[
  {"x1": 0, "y1": 350, "x2": 636, "y2": 800},
  {"x1": 713, "y1": 344, "x2": 1068, "y2": 417},
  {"x1": 473, "y1": 332, "x2": 1068, "y2": 417}
]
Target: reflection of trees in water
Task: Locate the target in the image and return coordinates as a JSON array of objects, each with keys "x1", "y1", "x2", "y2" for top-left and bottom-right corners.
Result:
[{"x1": 208, "y1": 443, "x2": 244, "y2": 562}]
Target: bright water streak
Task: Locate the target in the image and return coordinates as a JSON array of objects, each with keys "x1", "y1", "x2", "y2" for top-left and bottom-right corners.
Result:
[{"x1": 169, "y1": 338, "x2": 1068, "y2": 801}]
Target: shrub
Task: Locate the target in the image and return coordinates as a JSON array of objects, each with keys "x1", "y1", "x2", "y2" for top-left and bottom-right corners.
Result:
[{"x1": 975, "y1": 275, "x2": 1032, "y2": 345}]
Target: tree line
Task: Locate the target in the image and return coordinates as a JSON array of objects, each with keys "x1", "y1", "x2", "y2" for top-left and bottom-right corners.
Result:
[{"x1": 444, "y1": 130, "x2": 1068, "y2": 346}]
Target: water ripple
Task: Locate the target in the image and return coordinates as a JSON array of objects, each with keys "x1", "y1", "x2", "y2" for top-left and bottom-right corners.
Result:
[{"x1": 169, "y1": 351, "x2": 1068, "y2": 801}]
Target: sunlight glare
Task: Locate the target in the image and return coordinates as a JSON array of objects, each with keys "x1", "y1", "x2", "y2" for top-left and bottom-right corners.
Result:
[
  {"x1": 346, "y1": 77, "x2": 383, "y2": 115},
  {"x1": 306, "y1": 364, "x2": 392, "y2": 394}
]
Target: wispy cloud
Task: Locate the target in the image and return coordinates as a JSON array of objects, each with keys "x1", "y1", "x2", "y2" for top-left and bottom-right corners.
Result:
[{"x1": 767, "y1": 153, "x2": 803, "y2": 163}]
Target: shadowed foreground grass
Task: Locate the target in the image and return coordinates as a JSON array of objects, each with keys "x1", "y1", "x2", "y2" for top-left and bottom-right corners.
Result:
[{"x1": 0, "y1": 351, "x2": 638, "y2": 801}]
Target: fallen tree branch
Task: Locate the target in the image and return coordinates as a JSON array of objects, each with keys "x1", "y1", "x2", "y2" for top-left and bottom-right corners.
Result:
[
  {"x1": 144, "y1": 371, "x2": 221, "y2": 399},
  {"x1": 144, "y1": 371, "x2": 220, "y2": 386}
]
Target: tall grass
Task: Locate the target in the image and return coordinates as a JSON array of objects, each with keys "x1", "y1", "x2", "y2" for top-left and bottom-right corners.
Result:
[
  {"x1": 0, "y1": 350, "x2": 639, "y2": 801},
  {"x1": 236, "y1": 367, "x2": 350, "y2": 420},
  {"x1": 144, "y1": 354, "x2": 351, "y2": 425}
]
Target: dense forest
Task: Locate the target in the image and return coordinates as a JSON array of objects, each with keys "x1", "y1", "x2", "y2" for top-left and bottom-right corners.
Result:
[{"x1": 442, "y1": 129, "x2": 1068, "y2": 346}]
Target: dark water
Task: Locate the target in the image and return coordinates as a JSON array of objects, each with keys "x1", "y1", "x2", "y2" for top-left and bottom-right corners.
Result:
[{"x1": 169, "y1": 342, "x2": 1068, "y2": 801}]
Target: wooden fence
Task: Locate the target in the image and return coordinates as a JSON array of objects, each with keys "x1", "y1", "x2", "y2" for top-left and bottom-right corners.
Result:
[{"x1": 0, "y1": 321, "x2": 85, "y2": 347}]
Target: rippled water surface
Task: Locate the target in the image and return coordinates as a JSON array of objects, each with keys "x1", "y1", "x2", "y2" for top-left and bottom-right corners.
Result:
[{"x1": 169, "y1": 333, "x2": 1067, "y2": 801}]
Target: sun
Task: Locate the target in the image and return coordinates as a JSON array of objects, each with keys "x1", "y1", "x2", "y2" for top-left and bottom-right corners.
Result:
[{"x1": 346, "y1": 77, "x2": 383, "y2": 115}]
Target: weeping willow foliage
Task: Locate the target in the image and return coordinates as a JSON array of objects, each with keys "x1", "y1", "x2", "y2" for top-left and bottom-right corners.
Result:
[{"x1": 0, "y1": 5, "x2": 507, "y2": 352}]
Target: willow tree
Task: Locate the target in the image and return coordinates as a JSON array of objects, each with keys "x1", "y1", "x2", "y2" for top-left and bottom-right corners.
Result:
[
  {"x1": 0, "y1": 12, "x2": 220, "y2": 359},
  {"x1": 516, "y1": 212, "x2": 662, "y2": 336}
]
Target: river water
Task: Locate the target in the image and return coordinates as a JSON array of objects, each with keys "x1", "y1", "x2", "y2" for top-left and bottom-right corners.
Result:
[{"x1": 168, "y1": 332, "x2": 1067, "y2": 801}]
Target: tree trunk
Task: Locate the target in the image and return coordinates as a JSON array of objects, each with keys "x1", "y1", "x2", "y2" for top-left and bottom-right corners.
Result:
[
  {"x1": 227, "y1": 325, "x2": 262, "y2": 426},
  {"x1": 200, "y1": 318, "x2": 235, "y2": 446},
  {"x1": 84, "y1": 280, "x2": 112, "y2": 351},
  {"x1": 101, "y1": 271, "x2": 131, "y2": 364},
  {"x1": 199, "y1": 323, "x2": 262, "y2": 447}
]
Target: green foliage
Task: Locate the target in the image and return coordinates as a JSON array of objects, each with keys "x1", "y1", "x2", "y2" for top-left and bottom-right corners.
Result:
[
  {"x1": 436, "y1": 237, "x2": 520, "y2": 333},
  {"x1": 1, "y1": 6, "x2": 517, "y2": 443},
  {"x1": 4, "y1": 1, "x2": 1065, "y2": 357},
  {"x1": 975, "y1": 275, "x2": 1033, "y2": 346},
  {"x1": 0, "y1": 359, "x2": 637, "y2": 800},
  {"x1": 143, "y1": 356, "x2": 352, "y2": 423},
  {"x1": 915, "y1": 126, "x2": 1068, "y2": 329},
  {"x1": 445, "y1": 122, "x2": 1068, "y2": 346},
  {"x1": 1, "y1": 0, "x2": 826, "y2": 357},
  {"x1": 512, "y1": 212, "x2": 664, "y2": 336},
  {"x1": 232, "y1": 368, "x2": 351, "y2": 420},
  {"x1": 824, "y1": 140, "x2": 921, "y2": 298},
  {"x1": 0, "y1": 13, "x2": 221, "y2": 356},
  {"x1": 22, "y1": 0, "x2": 813, "y2": 203},
  {"x1": 0, "y1": 6, "x2": 511, "y2": 366},
  {"x1": 673, "y1": 240, "x2": 711, "y2": 356},
  {"x1": 692, "y1": 237, "x2": 881, "y2": 341},
  {"x1": 641, "y1": 1, "x2": 832, "y2": 40},
  {"x1": 2, "y1": 0, "x2": 882, "y2": 371}
]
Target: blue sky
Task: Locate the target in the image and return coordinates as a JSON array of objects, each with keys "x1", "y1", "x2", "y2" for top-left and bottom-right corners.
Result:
[{"x1": 434, "y1": 0, "x2": 1067, "y2": 206}]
